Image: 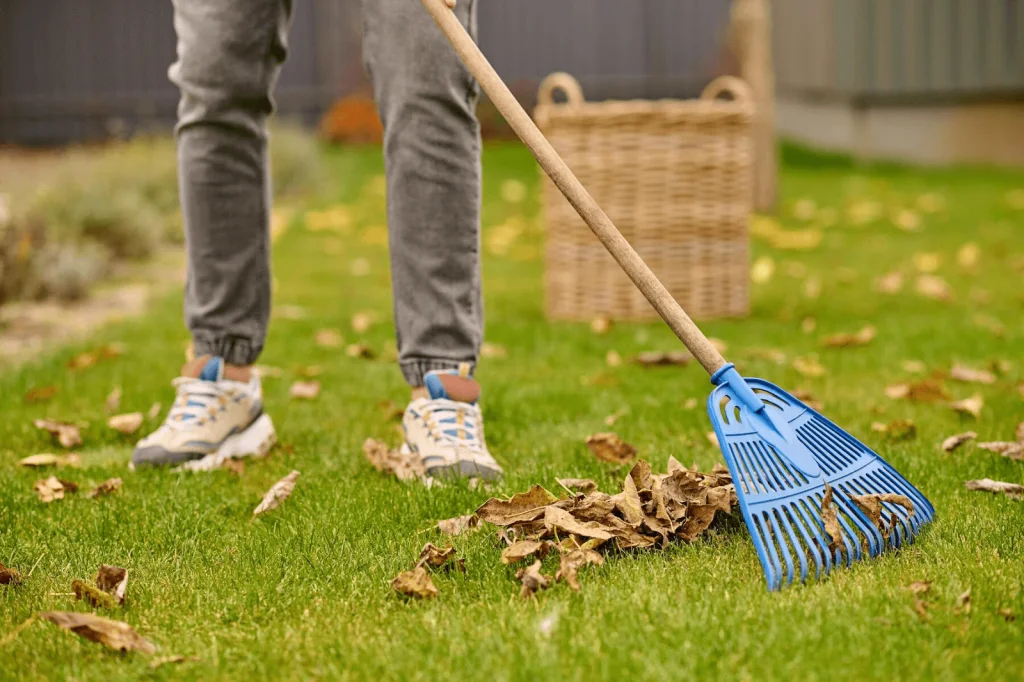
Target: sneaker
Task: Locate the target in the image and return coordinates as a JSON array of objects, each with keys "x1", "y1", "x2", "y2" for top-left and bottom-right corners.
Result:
[
  {"x1": 402, "y1": 365, "x2": 503, "y2": 481},
  {"x1": 131, "y1": 356, "x2": 276, "y2": 471}
]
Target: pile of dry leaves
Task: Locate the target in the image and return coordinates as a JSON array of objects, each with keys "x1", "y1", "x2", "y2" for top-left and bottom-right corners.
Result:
[{"x1": 392, "y1": 458, "x2": 737, "y2": 599}]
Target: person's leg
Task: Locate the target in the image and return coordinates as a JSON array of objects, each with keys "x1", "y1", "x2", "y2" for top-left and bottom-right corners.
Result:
[
  {"x1": 132, "y1": 0, "x2": 291, "y2": 468},
  {"x1": 171, "y1": 0, "x2": 293, "y2": 371},
  {"x1": 362, "y1": 0, "x2": 483, "y2": 390}
]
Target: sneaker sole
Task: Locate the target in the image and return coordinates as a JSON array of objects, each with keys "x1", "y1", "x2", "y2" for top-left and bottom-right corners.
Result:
[
  {"x1": 403, "y1": 444, "x2": 503, "y2": 482},
  {"x1": 177, "y1": 414, "x2": 277, "y2": 472}
]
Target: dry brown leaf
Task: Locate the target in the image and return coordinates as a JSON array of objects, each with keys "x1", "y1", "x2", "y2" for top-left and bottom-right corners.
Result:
[
  {"x1": 480, "y1": 342, "x2": 507, "y2": 359},
  {"x1": 515, "y1": 560, "x2": 550, "y2": 599},
  {"x1": 590, "y1": 315, "x2": 612, "y2": 335},
  {"x1": 1017, "y1": 422, "x2": 1024, "y2": 443},
  {"x1": 314, "y1": 328, "x2": 344, "y2": 348},
  {"x1": 289, "y1": 381, "x2": 321, "y2": 400},
  {"x1": 610, "y1": 473, "x2": 644, "y2": 526},
  {"x1": 851, "y1": 493, "x2": 914, "y2": 540},
  {"x1": 964, "y1": 479, "x2": 1023, "y2": 499},
  {"x1": 916, "y1": 274, "x2": 952, "y2": 301},
  {"x1": 105, "y1": 387, "x2": 122, "y2": 413},
  {"x1": 870, "y1": 419, "x2": 917, "y2": 441},
  {"x1": 949, "y1": 394, "x2": 984, "y2": 419},
  {"x1": 793, "y1": 355, "x2": 826, "y2": 377},
  {"x1": 949, "y1": 364, "x2": 996, "y2": 385},
  {"x1": 87, "y1": 478, "x2": 123, "y2": 499},
  {"x1": 476, "y1": 485, "x2": 558, "y2": 526},
  {"x1": 34, "y1": 476, "x2": 77, "y2": 503},
  {"x1": 0, "y1": 562, "x2": 22, "y2": 586},
  {"x1": 391, "y1": 566, "x2": 438, "y2": 599},
  {"x1": 555, "y1": 548, "x2": 604, "y2": 591},
  {"x1": 886, "y1": 379, "x2": 950, "y2": 403},
  {"x1": 501, "y1": 540, "x2": 551, "y2": 565},
  {"x1": 150, "y1": 656, "x2": 198, "y2": 669},
  {"x1": 901, "y1": 360, "x2": 927, "y2": 374},
  {"x1": 906, "y1": 580, "x2": 931, "y2": 595},
  {"x1": 40, "y1": 611, "x2": 155, "y2": 654},
  {"x1": 913, "y1": 598, "x2": 930, "y2": 621},
  {"x1": 221, "y1": 459, "x2": 246, "y2": 476},
  {"x1": 73, "y1": 579, "x2": 119, "y2": 610},
  {"x1": 346, "y1": 343, "x2": 375, "y2": 359},
  {"x1": 557, "y1": 478, "x2": 597, "y2": 493},
  {"x1": 679, "y1": 504, "x2": 719, "y2": 542},
  {"x1": 801, "y1": 317, "x2": 817, "y2": 334},
  {"x1": 998, "y1": 607, "x2": 1016, "y2": 622},
  {"x1": 803, "y1": 276, "x2": 822, "y2": 300},
  {"x1": 351, "y1": 312, "x2": 374, "y2": 333},
  {"x1": 147, "y1": 402, "x2": 162, "y2": 420},
  {"x1": 821, "y1": 483, "x2": 843, "y2": 554},
  {"x1": 585, "y1": 432, "x2": 637, "y2": 464},
  {"x1": 416, "y1": 543, "x2": 464, "y2": 572},
  {"x1": 17, "y1": 454, "x2": 81, "y2": 468},
  {"x1": 108, "y1": 412, "x2": 144, "y2": 435},
  {"x1": 94, "y1": 565, "x2": 128, "y2": 605},
  {"x1": 437, "y1": 514, "x2": 478, "y2": 536},
  {"x1": 632, "y1": 351, "x2": 691, "y2": 367},
  {"x1": 605, "y1": 350, "x2": 623, "y2": 367},
  {"x1": 822, "y1": 325, "x2": 876, "y2": 348},
  {"x1": 941, "y1": 432, "x2": 977, "y2": 453},
  {"x1": 976, "y1": 441, "x2": 1024, "y2": 461},
  {"x1": 956, "y1": 242, "x2": 980, "y2": 268},
  {"x1": 252, "y1": 470, "x2": 300, "y2": 516},
  {"x1": 543, "y1": 506, "x2": 613, "y2": 540},
  {"x1": 24, "y1": 385, "x2": 58, "y2": 404},
  {"x1": 876, "y1": 272, "x2": 904, "y2": 294},
  {"x1": 363, "y1": 438, "x2": 426, "y2": 482},
  {"x1": 912, "y1": 252, "x2": 941, "y2": 272},
  {"x1": 34, "y1": 419, "x2": 82, "y2": 449}
]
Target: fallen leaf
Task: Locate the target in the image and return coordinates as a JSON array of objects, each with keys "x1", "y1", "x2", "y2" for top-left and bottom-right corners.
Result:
[
  {"x1": 706, "y1": 431, "x2": 720, "y2": 448},
  {"x1": 346, "y1": 343, "x2": 375, "y2": 359},
  {"x1": 821, "y1": 483, "x2": 843, "y2": 554},
  {"x1": 949, "y1": 394, "x2": 984, "y2": 419},
  {"x1": 315, "y1": 328, "x2": 344, "y2": 348},
  {"x1": 916, "y1": 274, "x2": 952, "y2": 301},
  {"x1": 972, "y1": 313, "x2": 1005, "y2": 337},
  {"x1": 822, "y1": 325, "x2": 876, "y2": 348},
  {"x1": 555, "y1": 548, "x2": 604, "y2": 591},
  {"x1": 679, "y1": 504, "x2": 719, "y2": 542},
  {"x1": 912, "y1": 252, "x2": 941, "y2": 272},
  {"x1": 515, "y1": 560, "x2": 550, "y2": 598},
  {"x1": 557, "y1": 478, "x2": 598, "y2": 493},
  {"x1": 480, "y1": 342, "x2": 507, "y2": 358},
  {"x1": 476, "y1": 485, "x2": 558, "y2": 526},
  {"x1": 590, "y1": 315, "x2": 612, "y2": 334},
  {"x1": 107, "y1": 413, "x2": 143, "y2": 435},
  {"x1": 1017, "y1": 422, "x2": 1024, "y2": 442},
  {"x1": 221, "y1": 459, "x2": 246, "y2": 476},
  {"x1": 885, "y1": 379, "x2": 950, "y2": 403},
  {"x1": 351, "y1": 312, "x2": 374, "y2": 334},
  {"x1": 147, "y1": 402, "x2": 162, "y2": 420},
  {"x1": 955, "y1": 589, "x2": 971, "y2": 615},
  {"x1": 751, "y1": 256, "x2": 775, "y2": 284},
  {"x1": 252, "y1": 470, "x2": 300, "y2": 516},
  {"x1": 901, "y1": 360, "x2": 926, "y2": 374},
  {"x1": 632, "y1": 351, "x2": 691, "y2": 367},
  {"x1": 40, "y1": 611, "x2": 155, "y2": 654},
  {"x1": 437, "y1": 514, "x2": 478, "y2": 536},
  {"x1": 585, "y1": 433, "x2": 637, "y2": 464},
  {"x1": 87, "y1": 478, "x2": 123, "y2": 499},
  {"x1": 34, "y1": 476, "x2": 77, "y2": 503},
  {"x1": 500, "y1": 179, "x2": 527, "y2": 203},
  {"x1": 501, "y1": 540, "x2": 551, "y2": 565},
  {"x1": 683, "y1": 398, "x2": 698, "y2": 410},
  {"x1": 871, "y1": 419, "x2": 917, "y2": 441},
  {"x1": 603, "y1": 408, "x2": 627, "y2": 426},
  {"x1": 964, "y1": 479, "x2": 1023, "y2": 499},
  {"x1": 876, "y1": 272, "x2": 904, "y2": 294},
  {"x1": 275, "y1": 304, "x2": 308, "y2": 320},
  {"x1": 847, "y1": 199, "x2": 882, "y2": 225},
  {"x1": 851, "y1": 493, "x2": 914, "y2": 539},
  {"x1": 949, "y1": 364, "x2": 996, "y2": 385},
  {"x1": 391, "y1": 566, "x2": 438, "y2": 599},
  {"x1": 72, "y1": 580, "x2": 119, "y2": 610},
  {"x1": 803, "y1": 276, "x2": 822, "y2": 300},
  {"x1": 105, "y1": 387, "x2": 122, "y2": 413},
  {"x1": 998, "y1": 607, "x2": 1016, "y2": 622},
  {"x1": 605, "y1": 350, "x2": 622, "y2": 367},
  {"x1": 17, "y1": 454, "x2": 80, "y2": 468},
  {"x1": 0, "y1": 562, "x2": 21, "y2": 586},
  {"x1": 801, "y1": 316, "x2": 817, "y2": 334},
  {"x1": 905, "y1": 581, "x2": 931, "y2": 595},
  {"x1": 793, "y1": 355, "x2": 826, "y2": 377},
  {"x1": 913, "y1": 598, "x2": 930, "y2": 621},
  {"x1": 33, "y1": 419, "x2": 82, "y2": 449},
  {"x1": 24, "y1": 385, "x2": 58, "y2": 403},
  {"x1": 363, "y1": 438, "x2": 426, "y2": 482},
  {"x1": 544, "y1": 506, "x2": 613, "y2": 540},
  {"x1": 956, "y1": 242, "x2": 980, "y2": 268},
  {"x1": 893, "y1": 209, "x2": 922, "y2": 232},
  {"x1": 289, "y1": 381, "x2": 321, "y2": 400},
  {"x1": 416, "y1": 543, "x2": 464, "y2": 572},
  {"x1": 941, "y1": 432, "x2": 977, "y2": 453}
]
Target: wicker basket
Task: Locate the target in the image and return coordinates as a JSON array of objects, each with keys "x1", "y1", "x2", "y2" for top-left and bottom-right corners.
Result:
[{"x1": 535, "y1": 73, "x2": 754, "y2": 322}]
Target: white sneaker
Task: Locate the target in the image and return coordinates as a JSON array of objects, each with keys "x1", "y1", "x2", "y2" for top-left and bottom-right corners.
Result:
[
  {"x1": 402, "y1": 365, "x2": 502, "y2": 481},
  {"x1": 131, "y1": 357, "x2": 276, "y2": 471}
]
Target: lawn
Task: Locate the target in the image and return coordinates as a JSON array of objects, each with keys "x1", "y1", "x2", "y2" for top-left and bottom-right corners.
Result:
[{"x1": 1, "y1": 142, "x2": 1022, "y2": 681}]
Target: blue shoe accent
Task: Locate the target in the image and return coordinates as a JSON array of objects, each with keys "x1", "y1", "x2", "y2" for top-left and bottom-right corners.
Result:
[
  {"x1": 424, "y1": 372, "x2": 449, "y2": 400},
  {"x1": 199, "y1": 357, "x2": 224, "y2": 382}
]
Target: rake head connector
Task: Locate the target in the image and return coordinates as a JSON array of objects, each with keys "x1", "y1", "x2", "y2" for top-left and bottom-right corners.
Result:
[{"x1": 708, "y1": 364, "x2": 935, "y2": 590}]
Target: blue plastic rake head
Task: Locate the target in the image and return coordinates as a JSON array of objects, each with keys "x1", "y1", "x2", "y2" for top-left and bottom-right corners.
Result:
[{"x1": 708, "y1": 364, "x2": 935, "y2": 590}]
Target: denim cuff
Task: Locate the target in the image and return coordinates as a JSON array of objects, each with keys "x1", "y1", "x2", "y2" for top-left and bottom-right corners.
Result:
[
  {"x1": 400, "y1": 358, "x2": 477, "y2": 387},
  {"x1": 192, "y1": 333, "x2": 262, "y2": 366}
]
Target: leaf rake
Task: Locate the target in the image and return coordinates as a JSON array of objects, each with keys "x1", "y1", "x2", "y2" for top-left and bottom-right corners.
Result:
[{"x1": 421, "y1": 0, "x2": 935, "y2": 589}]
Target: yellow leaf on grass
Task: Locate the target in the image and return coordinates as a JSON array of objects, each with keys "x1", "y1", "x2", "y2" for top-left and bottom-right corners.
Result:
[
  {"x1": 956, "y1": 242, "x2": 980, "y2": 268},
  {"x1": 108, "y1": 413, "x2": 143, "y2": 435},
  {"x1": 751, "y1": 256, "x2": 775, "y2": 284},
  {"x1": 949, "y1": 394, "x2": 984, "y2": 419},
  {"x1": 912, "y1": 252, "x2": 942, "y2": 272},
  {"x1": 916, "y1": 275, "x2": 952, "y2": 301}
]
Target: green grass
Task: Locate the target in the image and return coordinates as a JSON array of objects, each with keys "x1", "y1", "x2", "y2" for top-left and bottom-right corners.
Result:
[{"x1": 2, "y1": 142, "x2": 1023, "y2": 681}]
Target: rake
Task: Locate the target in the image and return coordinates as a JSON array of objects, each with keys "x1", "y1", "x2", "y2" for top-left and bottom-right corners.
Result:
[{"x1": 420, "y1": 0, "x2": 934, "y2": 589}]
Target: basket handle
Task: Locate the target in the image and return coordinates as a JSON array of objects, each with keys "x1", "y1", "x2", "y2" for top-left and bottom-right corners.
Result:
[
  {"x1": 700, "y1": 76, "x2": 754, "y2": 104},
  {"x1": 537, "y1": 72, "x2": 585, "y2": 106}
]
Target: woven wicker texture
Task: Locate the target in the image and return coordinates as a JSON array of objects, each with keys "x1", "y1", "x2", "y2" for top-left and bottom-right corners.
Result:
[{"x1": 535, "y1": 73, "x2": 755, "y2": 321}]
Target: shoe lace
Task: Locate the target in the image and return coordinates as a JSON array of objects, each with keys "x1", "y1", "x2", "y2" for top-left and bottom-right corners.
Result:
[
  {"x1": 164, "y1": 377, "x2": 229, "y2": 429},
  {"x1": 419, "y1": 398, "x2": 484, "y2": 453}
]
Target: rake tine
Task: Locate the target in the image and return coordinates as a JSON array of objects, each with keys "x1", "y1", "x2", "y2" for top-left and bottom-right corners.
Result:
[
  {"x1": 753, "y1": 513, "x2": 782, "y2": 590},
  {"x1": 766, "y1": 511, "x2": 796, "y2": 586},
  {"x1": 777, "y1": 506, "x2": 810, "y2": 583},
  {"x1": 792, "y1": 499, "x2": 829, "y2": 578},
  {"x1": 839, "y1": 481, "x2": 886, "y2": 557}
]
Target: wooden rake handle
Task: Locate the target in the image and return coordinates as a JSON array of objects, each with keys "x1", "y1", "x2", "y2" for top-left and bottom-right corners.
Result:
[{"x1": 420, "y1": 0, "x2": 728, "y2": 376}]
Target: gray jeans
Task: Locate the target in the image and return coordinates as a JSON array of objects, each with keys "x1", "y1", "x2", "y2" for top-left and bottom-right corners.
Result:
[{"x1": 170, "y1": 0, "x2": 482, "y2": 386}]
